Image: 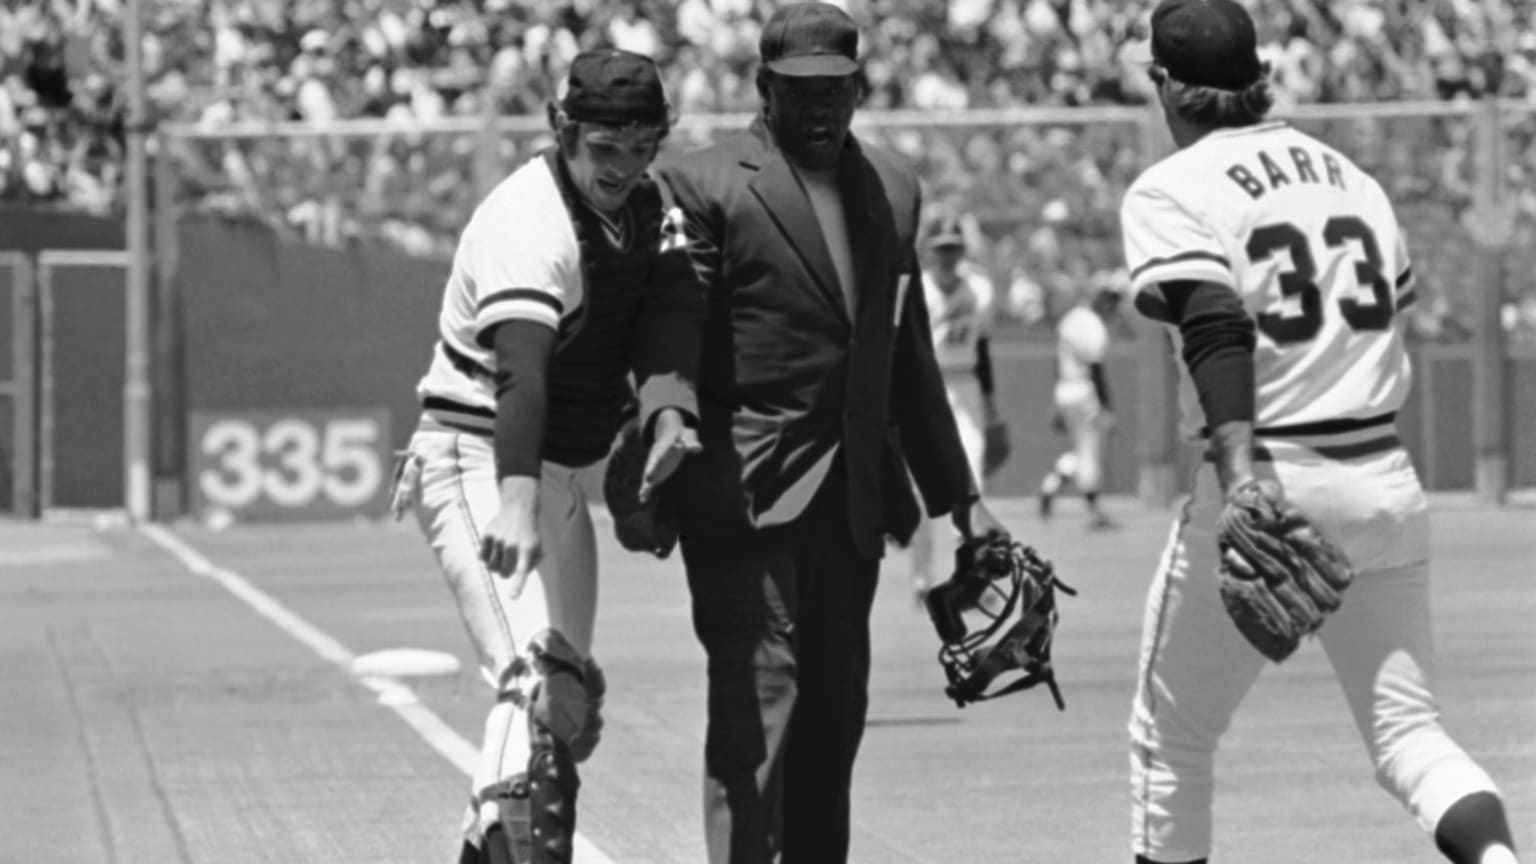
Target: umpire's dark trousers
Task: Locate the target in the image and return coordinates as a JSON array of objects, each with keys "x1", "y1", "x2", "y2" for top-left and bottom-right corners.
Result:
[{"x1": 679, "y1": 464, "x2": 880, "y2": 864}]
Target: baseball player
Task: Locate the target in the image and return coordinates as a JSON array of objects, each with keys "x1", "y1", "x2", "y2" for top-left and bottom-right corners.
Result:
[
  {"x1": 389, "y1": 50, "x2": 703, "y2": 864},
  {"x1": 1121, "y1": 3, "x2": 1520, "y2": 864},
  {"x1": 1037, "y1": 283, "x2": 1121, "y2": 530},
  {"x1": 909, "y1": 212, "x2": 1005, "y2": 603}
]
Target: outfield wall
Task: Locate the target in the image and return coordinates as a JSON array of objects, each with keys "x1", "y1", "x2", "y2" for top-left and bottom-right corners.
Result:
[{"x1": 2, "y1": 217, "x2": 1533, "y2": 520}]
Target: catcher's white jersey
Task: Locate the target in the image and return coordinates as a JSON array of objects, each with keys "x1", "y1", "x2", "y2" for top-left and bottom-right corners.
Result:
[
  {"x1": 416, "y1": 156, "x2": 585, "y2": 431},
  {"x1": 1121, "y1": 122, "x2": 1416, "y2": 443},
  {"x1": 924, "y1": 262, "x2": 994, "y2": 375}
]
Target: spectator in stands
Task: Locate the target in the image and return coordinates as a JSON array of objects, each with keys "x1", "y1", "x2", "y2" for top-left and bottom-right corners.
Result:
[{"x1": 2, "y1": 0, "x2": 1534, "y2": 348}]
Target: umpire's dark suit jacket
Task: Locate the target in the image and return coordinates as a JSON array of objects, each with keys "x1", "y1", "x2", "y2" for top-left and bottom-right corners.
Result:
[{"x1": 657, "y1": 117, "x2": 975, "y2": 556}]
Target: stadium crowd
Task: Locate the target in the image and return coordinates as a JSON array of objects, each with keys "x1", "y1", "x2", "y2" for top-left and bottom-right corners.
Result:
[{"x1": 3, "y1": 0, "x2": 1536, "y2": 339}]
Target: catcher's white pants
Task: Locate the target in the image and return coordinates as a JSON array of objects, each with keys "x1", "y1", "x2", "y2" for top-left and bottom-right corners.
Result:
[
  {"x1": 1129, "y1": 447, "x2": 1500, "y2": 862},
  {"x1": 400, "y1": 418, "x2": 599, "y2": 845},
  {"x1": 1050, "y1": 385, "x2": 1107, "y2": 493},
  {"x1": 911, "y1": 377, "x2": 986, "y2": 589}
]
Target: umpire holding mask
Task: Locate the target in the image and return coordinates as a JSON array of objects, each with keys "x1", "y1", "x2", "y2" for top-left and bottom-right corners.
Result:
[{"x1": 656, "y1": 4, "x2": 1013, "y2": 861}]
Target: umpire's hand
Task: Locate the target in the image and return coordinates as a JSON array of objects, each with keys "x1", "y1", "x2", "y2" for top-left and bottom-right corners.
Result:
[
  {"x1": 953, "y1": 496, "x2": 1011, "y2": 545},
  {"x1": 639, "y1": 408, "x2": 702, "y2": 503}
]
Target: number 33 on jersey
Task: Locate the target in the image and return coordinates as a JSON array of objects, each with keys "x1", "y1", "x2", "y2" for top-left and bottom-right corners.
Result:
[{"x1": 1121, "y1": 121, "x2": 1417, "y2": 440}]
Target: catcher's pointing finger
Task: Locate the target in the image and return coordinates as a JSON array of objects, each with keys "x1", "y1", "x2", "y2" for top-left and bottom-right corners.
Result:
[{"x1": 478, "y1": 498, "x2": 543, "y2": 598}]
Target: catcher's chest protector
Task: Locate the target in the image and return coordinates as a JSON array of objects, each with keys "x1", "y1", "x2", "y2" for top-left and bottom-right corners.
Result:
[{"x1": 543, "y1": 151, "x2": 668, "y2": 467}]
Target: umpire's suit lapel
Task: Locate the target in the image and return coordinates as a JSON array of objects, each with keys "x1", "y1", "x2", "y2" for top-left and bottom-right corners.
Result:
[
  {"x1": 837, "y1": 141, "x2": 898, "y2": 333},
  {"x1": 745, "y1": 119, "x2": 852, "y2": 327}
]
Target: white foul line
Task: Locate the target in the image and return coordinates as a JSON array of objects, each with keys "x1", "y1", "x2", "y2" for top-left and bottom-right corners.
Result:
[{"x1": 138, "y1": 523, "x2": 615, "y2": 864}]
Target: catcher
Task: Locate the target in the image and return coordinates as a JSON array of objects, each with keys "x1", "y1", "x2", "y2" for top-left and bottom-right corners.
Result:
[
  {"x1": 389, "y1": 50, "x2": 703, "y2": 864},
  {"x1": 908, "y1": 211, "x2": 1010, "y2": 607},
  {"x1": 1120, "y1": 2, "x2": 1519, "y2": 863}
]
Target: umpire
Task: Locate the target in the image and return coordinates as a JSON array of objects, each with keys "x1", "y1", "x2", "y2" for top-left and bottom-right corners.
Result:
[{"x1": 656, "y1": 4, "x2": 1010, "y2": 861}]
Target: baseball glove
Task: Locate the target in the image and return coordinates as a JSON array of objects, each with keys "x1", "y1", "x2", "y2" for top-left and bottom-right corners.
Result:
[
  {"x1": 602, "y1": 422, "x2": 679, "y2": 559},
  {"x1": 1216, "y1": 479, "x2": 1355, "y2": 663},
  {"x1": 982, "y1": 420, "x2": 1011, "y2": 477},
  {"x1": 926, "y1": 531, "x2": 1077, "y2": 709}
]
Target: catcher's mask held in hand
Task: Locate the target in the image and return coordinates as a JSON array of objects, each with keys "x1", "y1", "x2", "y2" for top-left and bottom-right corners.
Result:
[{"x1": 925, "y1": 531, "x2": 1077, "y2": 710}]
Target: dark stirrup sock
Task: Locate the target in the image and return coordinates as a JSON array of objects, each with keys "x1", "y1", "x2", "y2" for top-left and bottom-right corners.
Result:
[
  {"x1": 1435, "y1": 791, "x2": 1517, "y2": 864},
  {"x1": 1136, "y1": 856, "x2": 1207, "y2": 864}
]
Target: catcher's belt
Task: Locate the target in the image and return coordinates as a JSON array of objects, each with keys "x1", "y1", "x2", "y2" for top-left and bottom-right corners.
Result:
[{"x1": 925, "y1": 531, "x2": 1076, "y2": 709}]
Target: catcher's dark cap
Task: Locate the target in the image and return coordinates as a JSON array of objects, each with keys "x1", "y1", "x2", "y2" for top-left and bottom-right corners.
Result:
[
  {"x1": 1151, "y1": 0, "x2": 1263, "y2": 91},
  {"x1": 759, "y1": 2, "x2": 860, "y2": 77},
  {"x1": 924, "y1": 214, "x2": 968, "y2": 249},
  {"x1": 560, "y1": 49, "x2": 670, "y2": 127}
]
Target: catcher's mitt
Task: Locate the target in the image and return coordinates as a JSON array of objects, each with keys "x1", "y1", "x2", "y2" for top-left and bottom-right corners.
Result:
[
  {"x1": 982, "y1": 420, "x2": 1011, "y2": 477},
  {"x1": 925, "y1": 530, "x2": 1076, "y2": 709},
  {"x1": 1217, "y1": 479, "x2": 1354, "y2": 663},
  {"x1": 603, "y1": 422, "x2": 678, "y2": 559}
]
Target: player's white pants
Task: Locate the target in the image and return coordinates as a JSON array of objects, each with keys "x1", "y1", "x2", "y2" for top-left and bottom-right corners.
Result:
[
  {"x1": 1129, "y1": 447, "x2": 1500, "y2": 862},
  {"x1": 1050, "y1": 384, "x2": 1107, "y2": 493},
  {"x1": 402, "y1": 418, "x2": 599, "y2": 846},
  {"x1": 911, "y1": 377, "x2": 986, "y2": 588}
]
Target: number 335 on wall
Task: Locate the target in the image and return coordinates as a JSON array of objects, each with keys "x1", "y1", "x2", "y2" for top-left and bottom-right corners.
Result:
[{"x1": 190, "y1": 408, "x2": 392, "y2": 521}]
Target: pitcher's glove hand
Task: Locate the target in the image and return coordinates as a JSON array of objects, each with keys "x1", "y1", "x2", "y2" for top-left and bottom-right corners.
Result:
[
  {"x1": 1217, "y1": 479, "x2": 1354, "y2": 663},
  {"x1": 982, "y1": 420, "x2": 1011, "y2": 477},
  {"x1": 603, "y1": 422, "x2": 679, "y2": 559}
]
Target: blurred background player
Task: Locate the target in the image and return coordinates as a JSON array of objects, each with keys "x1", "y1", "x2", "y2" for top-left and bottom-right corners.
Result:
[
  {"x1": 1038, "y1": 283, "x2": 1122, "y2": 530},
  {"x1": 390, "y1": 50, "x2": 702, "y2": 864},
  {"x1": 1121, "y1": 2, "x2": 1521, "y2": 863},
  {"x1": 909, "y1": 210, "x2": 1006, "y2": 603}
]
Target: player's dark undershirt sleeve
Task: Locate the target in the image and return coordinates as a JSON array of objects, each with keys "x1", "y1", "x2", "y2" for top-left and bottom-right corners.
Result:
[
  {"x1": 974, "y1": 336, "x2": 995, "y2": 398},
  {"x1": 1089, "y1": 362, "x2": 1112, "y2": 411},
  {"x1": 491, "y1": 320, "x2": 557, "y2": 479},
  {"x1": 1161, "y1": 280, "x2": 1256, "y2": 428}
]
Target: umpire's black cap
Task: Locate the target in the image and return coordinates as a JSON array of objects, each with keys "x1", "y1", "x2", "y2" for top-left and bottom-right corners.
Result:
[
  {"x1": 759, "y1": 2, "x2": 860, "y2": 77},
  {"x1": 1150, "y1": 0, "x2": 1264, "y2": 91},
  {"x1": 560, "y1": 49, "x2": 670, "y2": 127}
]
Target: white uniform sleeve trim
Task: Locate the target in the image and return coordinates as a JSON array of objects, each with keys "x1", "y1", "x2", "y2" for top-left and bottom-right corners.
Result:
[
  {"x1": 476, "y1": 289, "x2": 563, "y2": 335},
  {"x1": 1129, "y1": 253, "x2": 1234, "y2": 293},
  {"x1": 1121, "y1": 180, "x2": 1234, "y2": 308},
  {"x1": 463, "y1": 159, "x2": 578, "y2": 346}
]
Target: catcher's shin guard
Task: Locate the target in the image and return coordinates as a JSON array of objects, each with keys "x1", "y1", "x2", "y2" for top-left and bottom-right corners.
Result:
[
  {"x1": 471, "y1": 630, "x2": 596, "y2": 864},
  {"x1": 465, "y1": 825, "x2": 520, "y2": 864},
  {"x1": 528, "y1": 728, "x2": 580, "y2": 863},
  {"x1": 470, "y1": 779, "x2": 534, "y2": 864},
  {"x1": 471, "y1": 736, "x2": 581, "y2": 864}
]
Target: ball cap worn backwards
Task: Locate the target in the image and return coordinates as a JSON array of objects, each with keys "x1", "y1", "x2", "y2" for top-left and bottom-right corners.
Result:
[
  {"x1": 759, "y1": 2, "x2": 860, "y2": 77},
  {"x1": 560, "y1": 49, "x2": 669, "y2": 127},
  {"x1": 1150, "y1": 0, "x2": 1264, "y2": 91}
]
